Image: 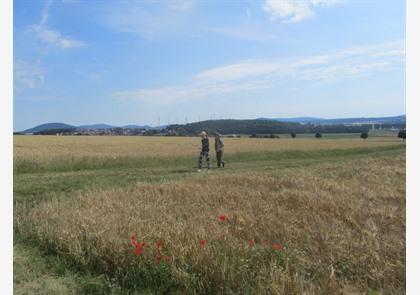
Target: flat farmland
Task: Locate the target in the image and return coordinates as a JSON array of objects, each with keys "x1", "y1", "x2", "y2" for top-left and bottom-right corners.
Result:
[
  {"x1": 14, "y1": 135, "x2": 400, "y2": 160},
  {"x1": 13, "y1": 135, "x2": 405, "y2": 294}
]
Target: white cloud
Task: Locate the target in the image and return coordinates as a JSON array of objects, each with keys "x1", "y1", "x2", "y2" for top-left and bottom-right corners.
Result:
[
  {"x1": 194, "y1": 40, "x2": 404, "y2": 83},
  {"x1": 29, "y1": 0, "x2": 86, "y2": 49},
  {"x1": 29, "y1": 25, "x2": 86, "y2": 49},
  {"x1": 337, "y1": 40, "x2": 405, "y2": 59},
  {"x1": 263, "y1": 0, "x2": 338, "y2": 23},
  {"x1": 102, "y1": 1, "x2": 195, "y2": 39},
  {"x1": 298, "y1": 61, "x2": 390, "y2": 81},
  {"x1": 195, "y1": 61, "x2": 283, "y2": 83},
  {"x1": 111, "y1": 40, "x2": 404, "y2": 104},
  {"x1": 14, "y1": 60, "x2": 45, "y2": 91}
]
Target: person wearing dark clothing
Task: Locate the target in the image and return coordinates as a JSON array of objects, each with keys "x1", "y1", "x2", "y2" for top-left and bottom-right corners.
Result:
[
  {"x1": 215, "y1": 132, "x2": 225, "y2": 168},
  {"x1": 198, "y1": 131, "x2": 210, "y2": 172}
]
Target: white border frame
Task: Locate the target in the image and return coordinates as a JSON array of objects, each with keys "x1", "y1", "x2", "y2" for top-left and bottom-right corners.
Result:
[
  {"x1": 1, "y1": 0, "x2": 417, "y2": 294},
  {"x1": 0, "y1": 0, "x2": 13, "y2": 294},
  {"x1": 406, "y1": 0, "x2": 419, "y2": 293}
]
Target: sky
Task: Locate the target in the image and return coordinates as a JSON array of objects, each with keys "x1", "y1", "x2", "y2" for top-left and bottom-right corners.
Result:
[{"x1": 13, "y1": 0, "x2": 405, "y2": 130}]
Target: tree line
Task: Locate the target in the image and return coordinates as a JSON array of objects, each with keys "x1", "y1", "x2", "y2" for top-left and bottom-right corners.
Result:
[{"x1": 165, "y1": 119, "x2": 371, "y2": 135}]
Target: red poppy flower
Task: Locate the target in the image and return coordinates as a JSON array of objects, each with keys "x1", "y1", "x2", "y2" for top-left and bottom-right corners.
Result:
[
  {"x1": 134, "y1": 241, "x2": 144, "y2": 255},
  {"x1": 199, "y1": 239, "x2": 207, "y2": 247},
  {"x1": 156, "y1": 240, "x2": 163, "y2": 251},
  {"x1": 218, "y1": 214, "x2": 227, "y2": 222},
  {"x1": 272, "y1": 243, "x2": 282, "y2": 251},
  {"x1": 135, "y1": 246, "x2": 142, "y2": 255},
  {"x1": 248, "y1": 239, "x2": 255, "y2": 247}
]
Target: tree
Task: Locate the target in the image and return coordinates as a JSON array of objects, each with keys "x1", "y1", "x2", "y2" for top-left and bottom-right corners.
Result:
[
  {"x1": 398, "y1": 130, "x2": 406, "y2": 142},
  {"x1": 360, "y1": 132, "x2": 368, "y2": 140},
  {"x1": 290, "y1": 132, "x2": 296, "y2": 138},
  {"x1": 315, "y1": 132, "x2": 322, "y2": 138},
  {"x1": 112, "y1": 127, "x2": 124, "y2": 135}
]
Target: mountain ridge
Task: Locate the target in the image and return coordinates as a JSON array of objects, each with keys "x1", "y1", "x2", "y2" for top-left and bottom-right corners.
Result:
[
  {"x1": 21, "y1": 115, "x2": 406, "y2": 134},
  {"x1": 23, "y1": 123, "x2": 153, "y2": 133}
]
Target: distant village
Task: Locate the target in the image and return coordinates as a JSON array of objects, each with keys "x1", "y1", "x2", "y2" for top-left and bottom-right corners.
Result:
[{"x1": 24, "y1": 127, "x2": 163, "y2": 136}]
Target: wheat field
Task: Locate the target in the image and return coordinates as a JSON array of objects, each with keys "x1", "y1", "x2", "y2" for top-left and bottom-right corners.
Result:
[
  {"x1": 14, "y1": 135, "x2": 405, "y2": 294},
  {"x1": 14, "y1": 135, "x2": 400, "y2": 160}
]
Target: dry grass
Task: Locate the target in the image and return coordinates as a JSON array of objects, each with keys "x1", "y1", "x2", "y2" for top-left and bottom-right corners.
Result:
[
  {"x1": 16, "y1": 154, "x2": 405, "y2": 294},
  {"x1": 14, "y1": 135, "x2": 401, "y2": 161}
]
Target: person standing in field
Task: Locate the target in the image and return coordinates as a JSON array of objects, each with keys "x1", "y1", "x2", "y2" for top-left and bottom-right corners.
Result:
[
  {"x1": 215, "y1": 132, "x2": 225, "y2": 168},
  {"x1": 197, "y1": 131, "x2": 210, "y2": 172}
]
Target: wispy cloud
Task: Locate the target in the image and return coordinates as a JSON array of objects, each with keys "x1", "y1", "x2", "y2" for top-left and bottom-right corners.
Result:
[
  {"x1": 167, "y1": 0, "x2": 195, "y2": 12},
  {"x1": 194, "y1": 61, "x2": 284, "y2": 83},
  {"x1": 263, "y1": 0, "x2": 339, "y2": 23},
  {"x1": 40, "y1": 0, "x2": 53, "y2": 25},
  {"x1": 208, "y1": 25, "x2": 278, "y2": 42},
  {"x1": 111, "y1": 80, "x2": 271, "y2": 105},
  {"x1": 194, "y1": 40, "x2": 404, "y2": 83},
  {"x1": 28, "y1": 25, "x2": 86, "y2": 49},
  {"x1": 111, "y1": 40, "x2": 404, "y2": 105},
  {"x1": 29, "y1": 0, "x2": 86, "y2": 49},
  {"x1": 14, "y1": 60, "x2": 45, "y2": 91},
  {"x1": 102, "y1": 0, "x2": 195, "y2": 39}
]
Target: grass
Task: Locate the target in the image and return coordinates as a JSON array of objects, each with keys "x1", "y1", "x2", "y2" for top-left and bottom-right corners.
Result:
[
  {"x1": 14, "y1": 145, "x2": 404, "y2": 204},
  {"x1": 14, "y1": 145, "x2": 403, "y2": 177},
  {"x1": 13, "y1": 240, "x2": 130, "y2": 294},
  {"x1": 14, "y1": 245, "x2": 79, "y2": 295},
  {"x1": 14, "y1": 135, "x2": 406, "y2": 294}
]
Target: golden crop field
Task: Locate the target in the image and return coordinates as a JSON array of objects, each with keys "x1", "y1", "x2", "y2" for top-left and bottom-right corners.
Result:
[
  {"x1": 14, "y1": 135, "x2": 401, "y2": 160},
  {"x1": 13, "y1": 135, "x2": 405, "y2": 294}
]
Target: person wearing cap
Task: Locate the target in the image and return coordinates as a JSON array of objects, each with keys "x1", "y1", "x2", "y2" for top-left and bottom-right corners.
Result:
[
  {"x1": 197, "y1": 131, "x2": 210, "y2": 172},
  {"x1": 215, "y1": 132, "x2": 225, "y2": 168}
]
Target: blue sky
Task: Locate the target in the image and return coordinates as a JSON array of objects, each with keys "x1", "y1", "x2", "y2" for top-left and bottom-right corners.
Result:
[{"x1": 14, "y1": 0, "x2": 405, "y2": 130}]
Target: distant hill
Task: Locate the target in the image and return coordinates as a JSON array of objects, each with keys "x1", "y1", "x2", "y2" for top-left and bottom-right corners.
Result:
[
  {"x1": 22, "y1": 123, "x2": 153, "y2": 133},
  {"x1": 21, "y1": 115, "x2": 405, "y2": 135},
  {"x1": 78, "y1": 124, "x2": 152, "y2": 130},
  {"x1": 23, "y1": 123, "x2": 76, "y2": 134},
  {"x1": 257, "y1": 117, "x2": 322, "y2": 123},
  {"x1": 260, "y1": 115, "x2": 406, "y2": 125},
  {"x1": 78, "y1": 124, "x2": 115, "y2": 129},
  {"x1": 166, "y1": 119, "x2": 370, "y2": 135},
  {"x1": 122, "y1": 124, "x2": 152, "y2": 129},
  {"x1": 319, "y1": 115, "x2": 405, "y2": 125}
]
